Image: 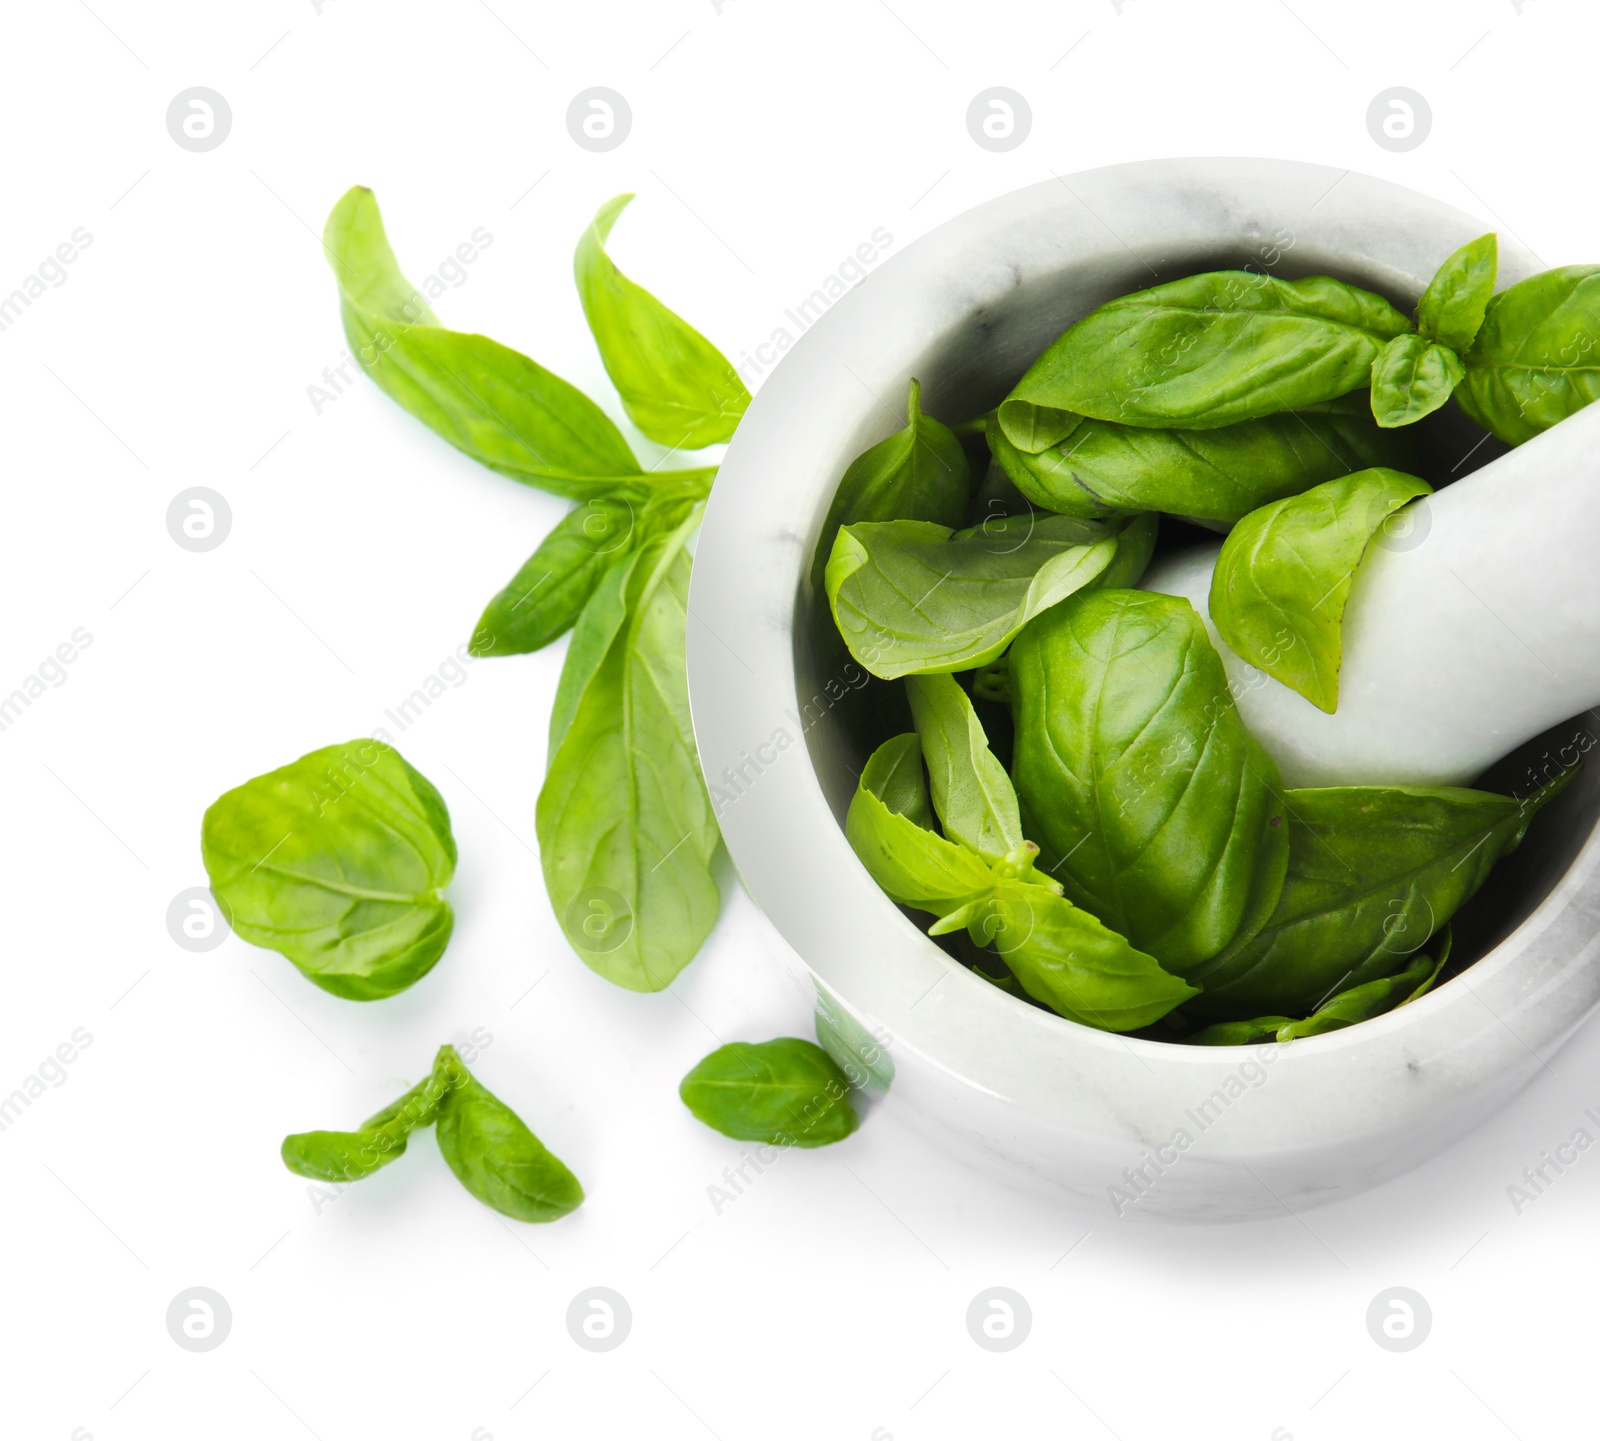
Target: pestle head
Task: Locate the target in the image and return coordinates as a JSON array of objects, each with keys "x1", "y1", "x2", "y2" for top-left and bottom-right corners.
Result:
[{"x1": 1140, "y1": 401, "x2": 1600, "y2": 788}]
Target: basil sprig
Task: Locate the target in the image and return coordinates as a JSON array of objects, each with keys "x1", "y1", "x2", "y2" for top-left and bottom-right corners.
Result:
[
  {"x1": 1208, "y1": 467, "x2": 1433, "y2": 712},
  {"x1": 283, "y1": 1046, "x2": 583, "y2": 1223},
  {"x1": 844, "y1": 700, "x2": 1197, "y2": 1032},
  {"x1": 325, "y1": 189, "x2": 739, "y2": 992},
  {"x1": 201, "y1": 740, "x2": 457, "y2": 1000},
  {"x1": 1003, "y1": 271, "x2": 1412, "y2": 430},
  {"x1": 994, "y1": 233, "x2": 1600, "y2": 441}
]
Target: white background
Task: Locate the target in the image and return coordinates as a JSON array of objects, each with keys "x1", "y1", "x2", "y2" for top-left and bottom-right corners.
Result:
[{"x1": 2, "y1": 0, "x2": 1596, "y2": 1437}]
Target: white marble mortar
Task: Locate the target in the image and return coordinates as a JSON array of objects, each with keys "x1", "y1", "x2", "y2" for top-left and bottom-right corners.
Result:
[{"x1": 686, "y1": 158, "x2": 1600, "y2": 1221}]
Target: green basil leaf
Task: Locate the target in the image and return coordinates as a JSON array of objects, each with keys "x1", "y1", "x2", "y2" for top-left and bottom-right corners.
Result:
[
  {"x1": 810, "y1": 379, "x2": 971, "y2": 588},
  {"x1": 536, "y1": 513, "x2": 720, "y2": 991},
  {"x1": 325, "y1": 186, "x2": 653, "y2": 499},
  {"x1": 471, "y1": 490, "x2": 643, "y2": 657},
  {"x1": 471, "y1": 475, "x2": 711, "y2": 657},
  {"x1": 967, "y1": 881, "x2": 1197, "y2": 1031},
  {"x1": 1192, "y1": 777, "x2": 1572, "y2": 1017},
  {"x1": 281, "y1": 1070, "x2": 452, "y2": 1181},
  {"x1": 1009, "y1": 590, "x2": 1289, "y2": 971},
  {"x1": 281, "y1": 1127, "x2": 408, "y2": 1183},
  {"x1": 991, "y1": 403, "x2": 1412, "y2": 524},
  {"x1": 434, "y1": 1056, "x2": 584, "y2": 1223},
  {"x1": 1182, "y1": 1016, "x2": 1292, "y2": 1047},
  {"x1": 1188, "y1": 930, "x2": 1451, "y2": 1045},
  {"x1": 1005, "y1": 271, "x2": 1412, "y2": 430},
  {"x1": 844, "y1": 736, "x2": 997, "y2": 913},
  {"x1": 1417, "y1": 233, "x2": 1497, "y2": 351},
  {"x1": 1369, "y1": 333, "x2": 1466, "y2": 428},
  {"x1": 1456, "y1": 265, "x2": 1600, "y2": 443},
  {"x1": 575, "y1": 193, "x2": 749, "y2": 449},
  {"x1": 825, "y1": 514, "x2": 1127, "y2": 679},
  {"x1": 201, "y1": 740, "x2": 456, "y2": 1000},
  {"x1": 680, "y1": 1039, "x2": 859, "y2": 1148},
  {"x1": 1209, "y1": 467, "x2": 1432, "y2": 713},
  {"x1": 995, "y1": 399, "x2": 1081, "y2": 452},
  {"x1": 1277, "y1": 934, "x2": 1450, "y2": 1040},
  {"x1": 905, "y1": 674, "x2": 1022, "y2": 861}
]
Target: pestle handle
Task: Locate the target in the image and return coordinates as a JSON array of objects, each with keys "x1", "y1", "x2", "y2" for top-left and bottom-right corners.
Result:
[{"x1": 1141, "y1": 401, "x2": 1600, "y2": 788}]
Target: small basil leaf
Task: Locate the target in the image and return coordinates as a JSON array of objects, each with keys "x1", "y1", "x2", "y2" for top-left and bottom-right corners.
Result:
[
  {"x1": 1417, "y1": 233, "x2": 1498, "y2": 352},
  {"x1": 471, "y1": 475, "x2": 711, "y2": 658},
  {"x1": 995, "y1": 400, "x2": 1083, "y2": 453},
  {"x1": 282, "y1": 1070, "x2": 451, "y2": 1182},
  {"x1": 536, "y1": 513, "x2": 720, "y2": 991},
  {"x1": 679, "y1": 1039, "x2": 859, "y2": 1148},
  {"x1": 471, "y1": 490, "x2": 643, "y2": 657},
  {"x1": 1006, "y1": 271, "x2": 1412, "y2": 430},
  {"x1": 905, "y1": 674, "x2": 1022, "y2": 861},
  {"x1": 201, "y1": 740, "x2": 456, "y2": 1000},
  {"x1": 810, "y1": 379, "x2": 971, "y2": 589},
  {"x1": 1456, "y1": 265, "x2": 1600, "y2": 443},
  {"x1": 1192, "y1": 777, "x2": 1572, "y2": 1017},
  {"x1": 1369, "y1": 333, "x2": 1466, "y2": 428},
  {"x1": 1183, "y1": 1017, "x2": 1293, "y2": 1046},
  {"x1": 575, "y1": 193, "x2": 749, "y2": 449},
  {"x1": 325, "y1": 188, "x2": 657, "y2": 500},
  {"x1": 1277, "y1": 936, "x2": 1450, "y2": 1040},
  {"x1": 968, "y1": 881, "x2": 1197, "y2": 1031},
  {"x1": 844, "y1": 736, "x2": 997, "y2": 913},
  {"x1": 1209, "y1": 467, "x2": 1433, "y2": 713},
  {"x1": 1188, "y1": 930, "x2": 1452, "y2": 1045},
  {"x1": 434, "y1": 1060, "x2": 584, "y2": 1223},
  {"x1": 991, "y1": 405, "x2": 1412, "y2": 524},
  {"x1": 825, "y1": 515, "x2": 1122, "y2": 679},
  {"x1": 1009, "y1": 589, "x2": 1289, "y2": 972},
  {"x1": 281, "y1": 1127, "x2": 408, "y2": 1182}
]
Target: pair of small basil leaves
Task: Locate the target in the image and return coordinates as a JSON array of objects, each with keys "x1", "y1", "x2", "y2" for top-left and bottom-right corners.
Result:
[
  {"x1": 1006, "y1": 587, "x2": 1579, "y2": 1021},
  {"x1": 843, "y1": 674, "x2": 1196, "y2": 1032},
  {"x1": 1365, "y1": 233, "x2": 1498, "y2": 426},
  {"x1": 324, "y1": 187, "x2": 740, "y2": 993},
  {"x1": 282, "y1": 1045, "x2": 583, "y2": 1223}
]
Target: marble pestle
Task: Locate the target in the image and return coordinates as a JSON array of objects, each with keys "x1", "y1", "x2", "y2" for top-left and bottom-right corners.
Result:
[{"x1": 1141, "y1": 400, "x2": 1600, "y2": 789}]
